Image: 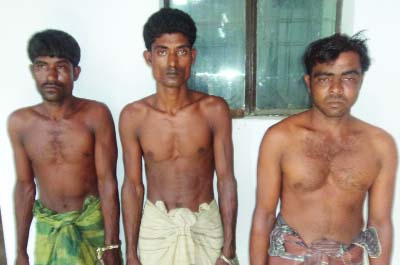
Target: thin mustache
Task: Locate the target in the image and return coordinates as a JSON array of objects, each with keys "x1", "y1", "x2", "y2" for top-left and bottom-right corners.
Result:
[{"x1": 326, "y1": 95, "x2": 345, "y2": 100}]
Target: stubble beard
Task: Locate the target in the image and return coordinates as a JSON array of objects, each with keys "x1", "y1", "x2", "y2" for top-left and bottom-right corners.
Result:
[{"x1": 38, "y1": 85, "x2": 66, "y2": 103}]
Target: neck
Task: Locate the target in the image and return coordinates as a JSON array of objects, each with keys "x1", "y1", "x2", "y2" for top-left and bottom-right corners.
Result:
[
  {"x1": 155, "y1": 86, "x2": 191, "y2": 114},
  {"x1": 41, "y1": 96, "x2": 77, "y2": 120},
  {"x1": 309, "y1": 107, "x2": 353, "y2": 135}
]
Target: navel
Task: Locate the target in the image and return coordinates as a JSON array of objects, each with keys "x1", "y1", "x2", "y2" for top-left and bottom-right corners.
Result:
[{"x1": 198, "y1": 147, "x2": 206, "y2": 154}]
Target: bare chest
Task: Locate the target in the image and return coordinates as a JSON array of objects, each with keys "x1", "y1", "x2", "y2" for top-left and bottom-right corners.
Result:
[
  {"x1": 23, "y1": 119, "x2": 94, "y2": 164},
  {"x1": 283, "y1": 135, "x2": 380, "y2": 192},
  {"x1": 139, "y1": 113, "x2": 212, "y2": 162}
]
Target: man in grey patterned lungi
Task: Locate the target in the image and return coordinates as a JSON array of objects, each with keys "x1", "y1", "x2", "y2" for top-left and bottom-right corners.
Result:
[{"x1": 250, "y1": 33, "x2": 397, "y2": 265}]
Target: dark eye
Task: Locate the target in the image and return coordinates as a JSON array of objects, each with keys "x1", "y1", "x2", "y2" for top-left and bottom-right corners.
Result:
[
  {"x1": 57, "y1": 64, "x2": 68, "y2": 71},
  {"x1": 342, "y1": 75, "x2": 360, "y2": 84},
  {"x1": 177, "y1": 48, "x2": 188, "y2": 56},
  {"x1": 157, "y1": 49, "x2": 167, "y2": 56},
  {"x1": 34, "y1": 63, "x2": 48, "y2": 71},
  {"x1": 318, "y1": 77, "x2": 330, "y2": 83}
]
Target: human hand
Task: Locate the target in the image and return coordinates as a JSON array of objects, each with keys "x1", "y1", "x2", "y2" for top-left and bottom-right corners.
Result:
[
  {"x1": 125, "y1": 255, "x2": 142, "y2": 265},
  {"x1": 215, "y1": 254, "x2": 239, "y2": 265},
  {"x1": 216, "y1": 257, "x2": 230, "y2": 265},
  {"x1": 102, "y1": 249, "x2": 121, "y2": 265}
]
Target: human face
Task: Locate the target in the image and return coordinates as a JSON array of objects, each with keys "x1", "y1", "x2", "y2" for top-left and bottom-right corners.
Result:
[
  {"x1": 144, "y1": 32, "x2": 196, "y2": 90},
  {"x1": 305, "y1": 51, "x2": 363, "y2": 118},
  {"x1": 30, "y1": 56, "x2": 80, "y2": 103}
]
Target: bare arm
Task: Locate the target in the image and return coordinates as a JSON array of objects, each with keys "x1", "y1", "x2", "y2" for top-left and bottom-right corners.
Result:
[
  {"x1": 8, "y1": 111, "x2": 36, "y2": 265},
  {"x1": 120, "y1": 105, "x2": 144, "y2": 265},
  {"x1": 367, "y1": 133, "x2": 397, "y2": 265},
  {"x1": 93, "y1": 104, "x2": 121, "y2": 264},
  {"x1": 250, "y1": 126, "x2": 283, "y2": 265},
  {"x1": 208, "y1": 98, "x2": 238, "y2": 262}
]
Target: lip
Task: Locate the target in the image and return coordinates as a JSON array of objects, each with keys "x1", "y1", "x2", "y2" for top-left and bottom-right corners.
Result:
[
  {"x1": 326, "y1": 100, "x2": 345, "y2": 108},
  {"x1": 326, "y1": 97, "x2": 345, "y2": 103},
  {"x1": 166, "y1": 68, "x2": 180, "y2": 75},
  {"x1": 43, "y1": 84, "x2": 62, "y2": 90},
  {"x1": 166, "y1": 72, "x2": 179, "y2": 76}
]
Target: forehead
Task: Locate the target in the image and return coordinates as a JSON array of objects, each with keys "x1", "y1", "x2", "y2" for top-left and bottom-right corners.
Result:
[
  {"x1": 152, "y1": 32, "x2": 191, "y2": 49},
  {"x1": 33, "y1": 56, "x2": 71, "y2": 65},
  {"x1": 312, "y1": 51, "x2": 362, "y2": 74}
]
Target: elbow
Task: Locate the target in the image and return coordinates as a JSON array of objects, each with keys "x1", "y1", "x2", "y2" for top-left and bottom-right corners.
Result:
[
  {"x1": 368, "y1": 214, "x2": 393, "y2": 229},
  {"x1": 252, "y1": 207, "x2": 277, "y2": 230},
  {"x1": 217, "y1": 174, "x2": 237, "y2": 190},
  {"x1": 98, "y1": 176, "x2": 119, "y2": 196},
  {"x1": 122, "y1": 179, "x2": 144, "y2": 198},
  {"x1": 368, "y1": 219, "x2": 393, "y2": 234},
  {"x1": 14, "y1": 180, "x2": 35, "y2": 197},
  {"x1": 14, "y1": 180, "x2": 36, "y2": 204}
]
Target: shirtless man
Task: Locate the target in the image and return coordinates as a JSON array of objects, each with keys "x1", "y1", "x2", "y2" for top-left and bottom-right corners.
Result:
[
  {"x1": 8, "y1": 29, "x2": 121, "y2": 265},
  {"x1": 120, "y1": 8, "x2": 238, "y2": 265},
  {"x1": 250, "y1": 33, "x2": 397, "y2": 264}
]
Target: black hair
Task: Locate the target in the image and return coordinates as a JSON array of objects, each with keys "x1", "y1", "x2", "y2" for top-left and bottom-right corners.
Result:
[
  {"x1": 303, "y1": 32, "x2": 370, "y2": 75},
  {"x1": 27, "y1": 29, "x2": 81, "y2": 67},
  {"x1": 143, "y1": 8, "x2": 197, "y2": 51}
]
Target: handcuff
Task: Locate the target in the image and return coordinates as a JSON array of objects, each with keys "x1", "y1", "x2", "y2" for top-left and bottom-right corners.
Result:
[
  {"x1": 96, "y1": 243, "x2": 120, "y2": 265},
  {"x1": 219, "y1": 254, "x2": 240, "y2": 265}
]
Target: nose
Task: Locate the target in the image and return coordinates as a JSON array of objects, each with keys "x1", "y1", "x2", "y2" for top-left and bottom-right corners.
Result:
[
  {"x1": 329, "y1": 78, "x2": 344, "y2": 96},
  {"x1": 167, "y1": 52, "x2": 178, "y2": 67},
  {"x1": 46, "y1": 66, "x2": 58, "y2": 82}
]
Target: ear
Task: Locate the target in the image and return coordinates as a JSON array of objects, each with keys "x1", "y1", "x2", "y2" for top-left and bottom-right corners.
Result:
[
  {"x1": 304, "y1": 74, "x2": 311, "y2": 94},
  {"x1": 143, "y1": 50, "x2": 152, "y2": 66},
  {"x1": 73, "y1": 66, "x2": 81, "y2": 81},
  {"x1": 359, "y1": 73, "x2": 364, "y2": 89},
  {"x1": 191, "y1": 48, "x2": 197, "y2": 64},
  {"x1": 29, "y1": 64, "x2": 34, "y2": 78}
]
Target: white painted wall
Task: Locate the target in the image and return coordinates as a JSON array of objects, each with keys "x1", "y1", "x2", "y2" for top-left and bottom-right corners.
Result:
[
  {"x1": 351, "y1": 0, "x2": 400, "y2": 263},
  {"x1": 0, "y1": 0, "x2": 399, "y2": 264}
]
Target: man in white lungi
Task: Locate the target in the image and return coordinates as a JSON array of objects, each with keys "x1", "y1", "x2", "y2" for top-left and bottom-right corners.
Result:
[{"x1": 120, "y1": 8, "x2": 239, "y2": 265}]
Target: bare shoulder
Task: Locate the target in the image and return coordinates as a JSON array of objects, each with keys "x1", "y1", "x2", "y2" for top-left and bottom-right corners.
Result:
[
  {"x1": 7, "y1": 105, "x2": 40, "y2": 133},
  {"x1": 263, "y1": 111, "x2": 307, "y2": 141},
  {"x1": 74, "y1": 98, "x2": 115, "y2": 129},
  {"x1": 196, "y1": 92, "x2": 230, "y2": 117},
  {"x1": 355, "y1": 118, "x2": 397, "y2": 155},
  {"x1": 198, "y1": 92, "x2": 229, "y2": 108},
  {"x1": 119, "y1": 94, "x2": 155, "y2": 129},
  {"x1": 121, "y1": 95, "x2": 153, "y2": 115},
  {"x1": 77, "y1": 98, "x2": 111, "y2": 116}
]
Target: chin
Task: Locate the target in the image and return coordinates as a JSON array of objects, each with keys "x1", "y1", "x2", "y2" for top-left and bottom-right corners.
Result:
[
  {"x1": 165, "y1": 82, "x2": 184, "y2": 89},
  {"x1": 42, "y1": 96, "x2": 64, "y2": 103},
  {"x1": 325, "y1": 110, "x2": 348, "y2": 118}
]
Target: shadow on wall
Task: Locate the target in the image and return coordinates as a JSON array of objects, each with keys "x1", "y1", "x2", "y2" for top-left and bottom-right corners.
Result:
[{"x1": 0, "y1": 210, "x2": 6, "y2": 265}]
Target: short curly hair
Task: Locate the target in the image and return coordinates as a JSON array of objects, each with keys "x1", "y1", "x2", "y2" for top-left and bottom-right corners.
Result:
[
  {"x1": 143, "y1": 8, "x2": 197, "y2": 51},
  {"x1": 303, "y1": 32, "x2": 370, "y2": 75},
  {"x1": 28, "y1": 29, "x2": 81, "y2": 67}
]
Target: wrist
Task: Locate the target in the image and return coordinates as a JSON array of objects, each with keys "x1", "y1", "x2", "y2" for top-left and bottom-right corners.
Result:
[
  {"x1": 104, "y1": 234, "x2": 120, "y2": 245},
  {"x1": 126, "y1": 251, "x2": 139, "y2": 261},
  {"x1": 96, "y1": 243, "x2": 120, "y2": 261},
  {"x1": 221, "y1": 244, "x2": 236, "y2": 259},
  {"x1": 219, "y1": 253, "x2": 239, "y2": 265}
]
